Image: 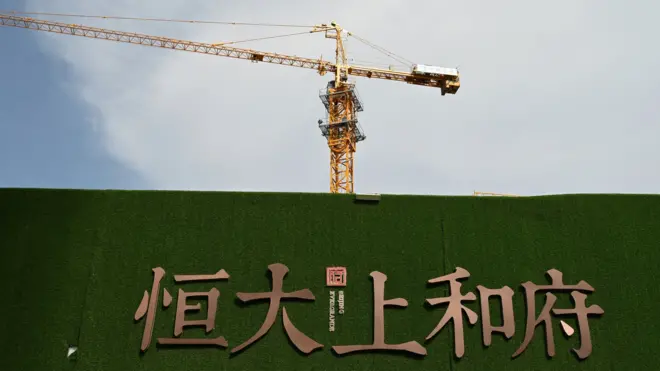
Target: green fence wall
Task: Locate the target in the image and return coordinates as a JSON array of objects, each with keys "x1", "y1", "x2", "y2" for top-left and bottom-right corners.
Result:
[{"x1": 1, "y1": 188, "x2": 659, "y2": 370}]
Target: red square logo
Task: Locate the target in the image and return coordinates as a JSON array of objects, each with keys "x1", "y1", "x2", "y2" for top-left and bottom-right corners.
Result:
[{"x1": 326, "y1": 267, "x2": 347, "y2": 287}]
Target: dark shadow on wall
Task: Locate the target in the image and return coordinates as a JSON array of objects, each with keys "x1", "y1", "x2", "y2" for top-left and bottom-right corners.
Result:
[{"x1": 0, "y1": 188, "x2": 100, "y2": 370}]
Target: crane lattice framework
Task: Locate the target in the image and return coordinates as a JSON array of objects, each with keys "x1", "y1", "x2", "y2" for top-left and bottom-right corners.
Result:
[
  {"x1": 317, "y1": 23, "x2": 366, "y2": 193},
  {"x1": 0, "y1": 13, "x2": 460, "y2": 194}
]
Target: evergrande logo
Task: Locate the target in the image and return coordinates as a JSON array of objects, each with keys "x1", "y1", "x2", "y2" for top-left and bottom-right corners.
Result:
[
  {"x1": 327, "y1": 266, "x2": 346, "y2": 333},
  {"x1": 326, "y1": 266, "x2": 347, "y2": 287}
]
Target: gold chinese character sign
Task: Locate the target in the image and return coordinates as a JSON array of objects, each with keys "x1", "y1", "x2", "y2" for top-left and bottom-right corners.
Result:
[{"x1": 133, "y1": 264, "x2": 604, "y2": 361}]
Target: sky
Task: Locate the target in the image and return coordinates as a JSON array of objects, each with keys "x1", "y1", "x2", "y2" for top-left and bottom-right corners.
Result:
[{"x1": 1, "y1": 0, "x2": 659, "y2": 195}]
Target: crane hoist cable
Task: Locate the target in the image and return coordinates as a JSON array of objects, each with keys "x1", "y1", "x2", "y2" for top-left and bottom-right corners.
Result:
[
  {"x1": 347, "y1": 32, "x2": 415, "y2": 67},
  {"x1": 0, "y1": 10, "x2": 316, "y2": 28},
  {"x1": 209, "y1": 30, "x2": 320, "y2": 47}
]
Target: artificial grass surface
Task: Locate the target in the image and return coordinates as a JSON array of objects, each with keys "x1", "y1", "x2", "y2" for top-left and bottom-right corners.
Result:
[{"x1": 1, "y1": 188, "x2": 659, "y2": 370}]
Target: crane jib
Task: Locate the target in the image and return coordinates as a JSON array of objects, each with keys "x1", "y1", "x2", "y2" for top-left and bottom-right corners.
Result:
[{"x1": 0, "y1": 13, "x2": 459, "y2": 93}]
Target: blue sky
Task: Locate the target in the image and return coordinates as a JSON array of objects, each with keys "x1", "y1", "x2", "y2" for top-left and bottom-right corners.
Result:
[
  {"x1": 2, "y1": 1, "x2": 659, "y2": 195},
  {"x1": 1, "y1": 0, "x2": 145, "y2": 189}
]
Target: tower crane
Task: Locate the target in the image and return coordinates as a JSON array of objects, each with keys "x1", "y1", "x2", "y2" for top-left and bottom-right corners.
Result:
[{"x1": 0, "y1": 12, "x2": 460, "y2": 194}]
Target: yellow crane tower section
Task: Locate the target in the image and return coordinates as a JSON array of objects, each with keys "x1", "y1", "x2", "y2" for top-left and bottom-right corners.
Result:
[{"x1": 0, "y1": 12, "x2": 461, "y2": 194}]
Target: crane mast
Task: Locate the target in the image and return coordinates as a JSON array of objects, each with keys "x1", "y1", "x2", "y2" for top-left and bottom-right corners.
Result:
[
  {"x1": 0, "y1": 13, "x2": 461, "y2": 194},
  {"x1": 319, "y1": 22, "x2": 363, "y2": 193}
]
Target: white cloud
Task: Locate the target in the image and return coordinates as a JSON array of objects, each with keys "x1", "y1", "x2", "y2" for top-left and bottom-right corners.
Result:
[{"x1": 19, "y1": 0, "x2": 660, "y2": 195}]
